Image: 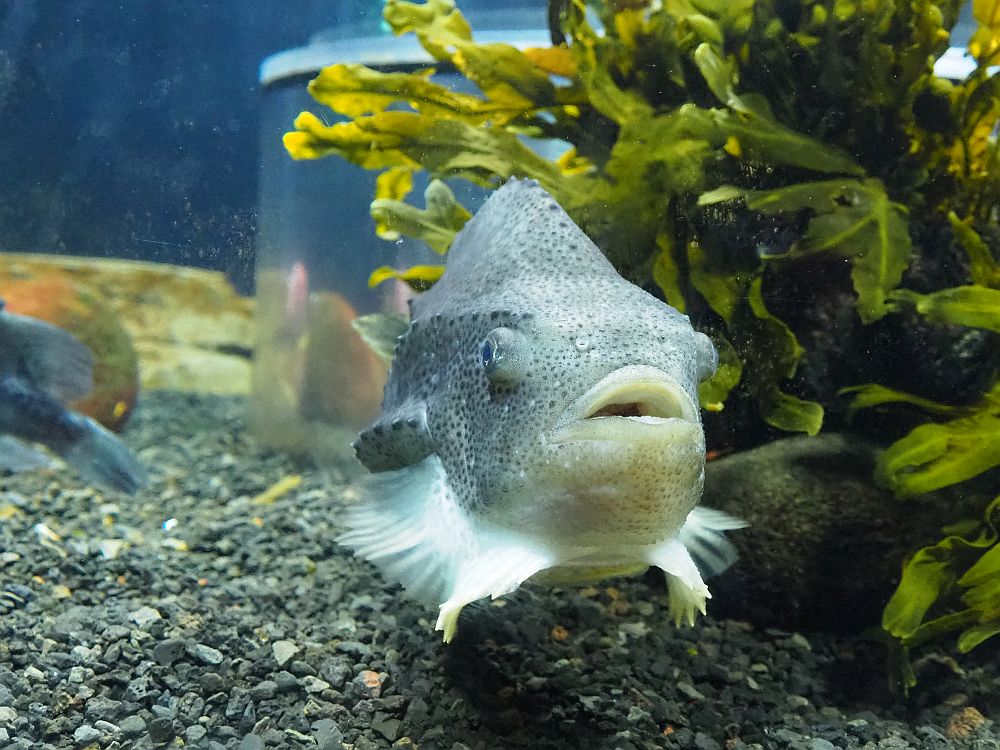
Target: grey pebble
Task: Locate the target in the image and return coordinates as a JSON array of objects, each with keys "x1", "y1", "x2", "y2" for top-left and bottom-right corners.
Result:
[
  {"x1": 73, "y1": 724, "x2": 102, "y2": 744},
  {"x1": 373, "y1": 716, "x2": 402, "y2": 742},
  {"x1": 273, "y1": 670, "x2": 299, "y2": 693},
  {"x1": 303, "y1": 675, "x2": 331, "y2": 693},
  {"x1": 84, "y1": 694, "x2": 123, "y2": 720},
  {"x1": 188, "y1": 642, "x2": 224, "y2": 665},
  {"x1": 249, "y1": 680, "x2": 277, "y2": 701},
  {"x1": 677, "y1": 682, "x2": 706, "y2": 701},
  {"x1": 119, "y1": 715, "x2": 146, "y2": 737},
  {"x1": 153, "y1": 638, "x2": 188, "y2": 666},
  {"x1": 239, "y1": 734, "x2": 265, "y2": 750},
  {"x1": 810, "y1": 739, "x2": 838, "y2": 750},
  {"x1": 185, "y1": 724, "x2": 208, "y2": 743},
  {"x1": 128, "y1": 606, "x2": 162, "y2": 628},
  {"x1": 314, "y1": 718, "x2": 344, "y2": 750},
  {"x1": 335, "y1": 640, "x2": 371, "y2": 659},
  {"x1": 694, "y1": 732, "x2": 722, "y2": 750}
]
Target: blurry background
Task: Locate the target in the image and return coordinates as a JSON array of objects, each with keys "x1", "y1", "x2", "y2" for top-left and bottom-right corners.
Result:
[
  {"x1": 0, "y1": 2, "x2": 978, "y2": 294},
  {"x1": 0, "y1": 1, "x2": 381, "y2": 291}
]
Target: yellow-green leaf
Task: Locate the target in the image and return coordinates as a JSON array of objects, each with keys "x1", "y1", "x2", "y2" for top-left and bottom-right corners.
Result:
[
  {"x1": 305, "y1": 64, "x2": 530, "y2": 125},
  {"x1": 688, "y1": 241, "x2": 748, "y2": 323},
  {"x1": 839, "y1": 384, "x2": 963, "y2": 417},
  {"x1": 958, "y1": 621, "x2": 1000, "y2": 652},
  {"x1": 698, "y1": 335, "x2": 742, "y2": 412},
  {"x1": 368, "y1": 264, "x2": 446, "y2": 291},
  {"x1": 876, "y1": 413, "x2": 1000, "y2": 497},
  {"x1": 375, "y1": 167, "x2": 415, "y2": 204},
  {"x1": 970, "y1": 0, "x2": 1000, "y2": 63},
  {"x1": 383, "y1": 0, "x2": 472, "y2": 62},
  {"x1": 949, "y1": 213, "x2": 1000, "y2": 289},
  {"x1": 744, "y1": 277, "x2": 824, "y2": 434},
  {"x1": 370, "y1": 179, "x2": 471, "y2": 253},
  {"x1": 883, "y1": 544, "x2": 959, "y2": 639},
  {"x1": 890, "y1": 286, "x2": 1000, "y2": 333},
  {"x1": 711, "y1": 110, "x2": 863, "y2": 175},
  {"x1": 285, "y1": 110, "x2": 567, "y2": 193},
  {"x1": 652, "y1": 232, "x2": 686, "y2": 312},
  {"x1": 958, "y1": 541, "x2": 1000, "y2": 587},
  {"x1": 523, "y1": 45, "x2": 578, "y2": 78},
  {"x1": 745, "y1": 179, "x2": 912, "y2": 323}
]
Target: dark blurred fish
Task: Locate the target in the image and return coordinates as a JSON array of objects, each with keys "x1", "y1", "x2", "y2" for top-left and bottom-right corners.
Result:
[{"x1": 0, "y1": 300, "x2": 147, "y2": 493}]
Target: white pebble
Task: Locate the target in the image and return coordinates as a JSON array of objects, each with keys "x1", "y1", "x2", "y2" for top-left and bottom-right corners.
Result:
[
  {"x1": 272, "y1": 640, "x2": 299, "y2": 666},
  {"x1": 128, "y1": 605, "x2": 162, "y2": 627}
]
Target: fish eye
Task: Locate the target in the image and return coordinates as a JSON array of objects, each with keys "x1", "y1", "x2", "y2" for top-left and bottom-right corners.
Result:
[
  {"x1": 694, "y1": 332, "x2": 718, "y2": 381},
  {"x1": 480, "y1": 327, "x2": 530, "y2": 383}
]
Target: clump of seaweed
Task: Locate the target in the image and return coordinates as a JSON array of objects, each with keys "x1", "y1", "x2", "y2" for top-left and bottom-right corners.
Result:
[{"x1": 284, "y1": 0, "x2": 1000, "y2": 686}]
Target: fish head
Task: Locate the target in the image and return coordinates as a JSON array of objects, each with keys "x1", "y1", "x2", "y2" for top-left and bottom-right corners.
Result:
[{"x1": 459, "y1": 283, "x2": 716, "y2": 551}]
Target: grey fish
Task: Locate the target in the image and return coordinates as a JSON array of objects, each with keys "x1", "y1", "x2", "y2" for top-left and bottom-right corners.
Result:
[
  {"x1": 342, "y1": 179, "x2": 743, "y2": 641},
  {"x1": 0, "y1": 300, "x2": 147, "y2": 494}
]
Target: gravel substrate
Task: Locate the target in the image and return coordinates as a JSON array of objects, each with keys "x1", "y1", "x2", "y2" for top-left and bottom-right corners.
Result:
[{"x1": 1, "y1": 391, "x2": 999, "y2": 750}]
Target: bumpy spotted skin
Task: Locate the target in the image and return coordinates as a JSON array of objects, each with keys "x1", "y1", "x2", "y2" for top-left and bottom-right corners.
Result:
[{"x1": 343, "y1": 179, "x2": 743, "y2": 641}]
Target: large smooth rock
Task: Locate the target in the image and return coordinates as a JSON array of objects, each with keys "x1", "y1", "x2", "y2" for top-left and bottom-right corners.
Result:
[
  {"x1": 703, "y1": 433, "x2": 963, "y2": 633},
  {"x1": 0, "y1": 253, "x2": 253, "y2": 395}
]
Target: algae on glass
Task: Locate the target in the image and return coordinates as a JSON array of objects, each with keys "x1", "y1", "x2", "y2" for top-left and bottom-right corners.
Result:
[{"x1": 283, "y1": 0, "x2": 1000, "y2": 686}]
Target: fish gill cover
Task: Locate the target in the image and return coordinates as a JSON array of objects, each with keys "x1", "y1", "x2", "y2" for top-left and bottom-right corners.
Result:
[{"x1": 283, "y1": 0, "x2": 1000, "y2": 688}]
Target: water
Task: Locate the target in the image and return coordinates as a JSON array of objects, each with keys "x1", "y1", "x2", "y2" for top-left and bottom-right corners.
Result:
[{"x1": 0, "y1": 1, "x2": 998, "y2": 748}]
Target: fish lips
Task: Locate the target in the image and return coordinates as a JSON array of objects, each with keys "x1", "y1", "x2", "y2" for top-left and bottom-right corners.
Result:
[{"x1": 546, "y1": 365, "x2": 701, "y2": 445}]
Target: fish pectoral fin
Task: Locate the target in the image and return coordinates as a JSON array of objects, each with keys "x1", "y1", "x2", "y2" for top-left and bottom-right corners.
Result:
[
  {"x1": 435, "y1": 541, "x2": 552, "y2": 643},
  {"x1": 337, "y1": 454, "x2": 551, "y2": 643},
  {"x1": 650, "y1": 507, "x2": 746, "y2": 627},
  {"x1": 354, "y1": 402, "x2": 433, "y2": 472},
  {"x1": 678, "y1": 505, "x2": 747, "y2": 578},
  {"x1": 649, "y1": 539, "x2": 710, "y2": 628},
  {"x1": 338, "y1": 454, "x2": 462, "y2": 608}
]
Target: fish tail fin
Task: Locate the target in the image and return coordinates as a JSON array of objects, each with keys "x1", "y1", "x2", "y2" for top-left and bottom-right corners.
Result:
[
  {"x1": 678, "y1": 506, "x2": 747, "y2": 579},
  {"x1": 60, "y1": 415, "x2": 148, "y2": 494}
]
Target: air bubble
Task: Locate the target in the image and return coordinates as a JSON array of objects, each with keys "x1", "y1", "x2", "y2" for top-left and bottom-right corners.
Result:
[{"x1": 574, "y1": 336, "x2": 591, "y2": 352}]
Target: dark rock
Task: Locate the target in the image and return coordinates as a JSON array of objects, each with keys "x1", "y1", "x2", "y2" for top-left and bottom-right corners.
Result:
[
  {"x1": 249, "y1": 680, "x2": 277, "y2": 701},
  {"x1": 147, "y1": 716, "x2": 175, "y2": 744},
  {"x1": 119, "y1": 715, "x2": 146, "y2": 738},
  {"x1": 153, "y1": 638, "x2": 188, "y2": 667},
  {"x1": 704, "y1": 433, "x2": 965, "y2": 632}
]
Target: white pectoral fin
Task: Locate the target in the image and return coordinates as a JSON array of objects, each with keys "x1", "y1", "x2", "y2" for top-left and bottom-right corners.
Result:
[
  {"x1": 337, "y1": 454, "x2": 552, "y2": 642},
  {"x1": 651, "y1": 506, "x2": 747, "y2": 627},
  {"x1": 678, "y1": 506, "x2": 747, "y2": 578}
]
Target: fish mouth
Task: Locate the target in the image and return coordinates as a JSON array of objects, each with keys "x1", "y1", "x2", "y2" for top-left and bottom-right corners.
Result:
[{"x1": 547, "y1": 365, "x2": 699, "y2": 444}]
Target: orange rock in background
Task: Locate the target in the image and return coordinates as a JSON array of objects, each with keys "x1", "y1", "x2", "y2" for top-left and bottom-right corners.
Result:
[
  {"x1": 299, "y1": 291, "x2": 386, "y2": 429},
  {"x1": 0, "y1": 270, "x2": 140, "y2": 431}
]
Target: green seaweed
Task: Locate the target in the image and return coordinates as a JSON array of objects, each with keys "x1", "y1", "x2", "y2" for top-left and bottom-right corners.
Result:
[{"x1": 285, "y1": 0, "x2": 1000, "y2": 676}]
